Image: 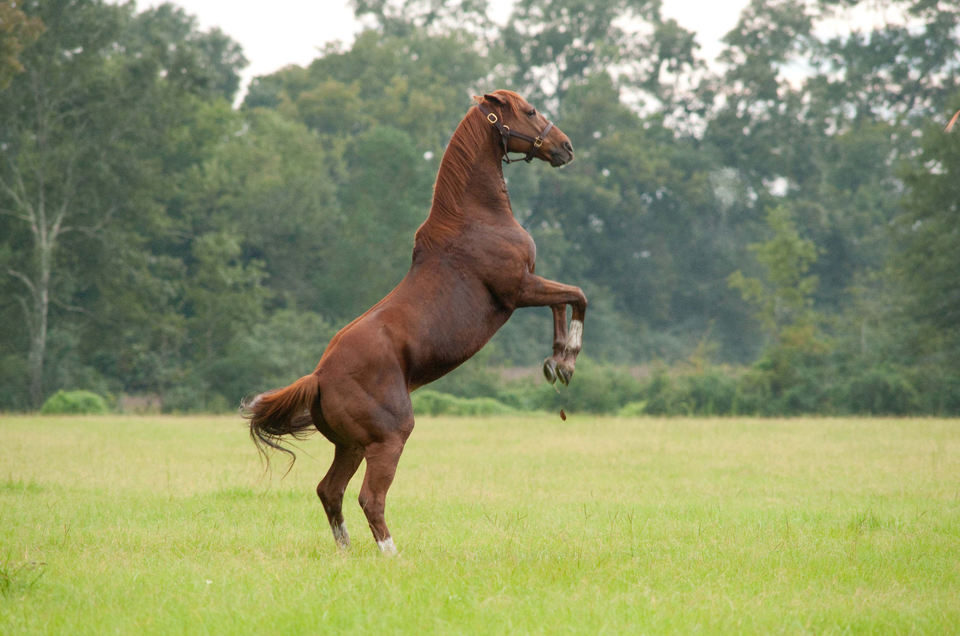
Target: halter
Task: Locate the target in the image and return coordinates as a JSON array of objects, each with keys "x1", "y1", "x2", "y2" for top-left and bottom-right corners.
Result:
[{"x1": 477, "y1": 101, "x2": 555, "y2": 164}]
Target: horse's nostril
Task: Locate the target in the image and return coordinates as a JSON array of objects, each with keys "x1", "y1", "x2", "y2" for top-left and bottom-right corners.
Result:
[{"x1": 563, "y1": 141, "x2": 574, "y2": 153}]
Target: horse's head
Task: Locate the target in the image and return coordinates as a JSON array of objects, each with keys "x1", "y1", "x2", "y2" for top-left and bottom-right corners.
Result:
[{"x1": 474, "y1": 90, "x2": 574, "y2": 167}]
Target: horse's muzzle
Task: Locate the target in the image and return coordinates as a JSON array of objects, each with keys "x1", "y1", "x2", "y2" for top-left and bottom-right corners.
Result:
[{"x1": 550, "y1": 141, "x2": 574, "y2": 167}]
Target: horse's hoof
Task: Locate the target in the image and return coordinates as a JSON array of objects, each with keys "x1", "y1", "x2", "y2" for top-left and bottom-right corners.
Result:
[
  {"x1": 542, "y1": 358, "x2": 558, "y2": 384},
  {"x1": 557, "y1": 364, "x2": 572, "y2": 386}
]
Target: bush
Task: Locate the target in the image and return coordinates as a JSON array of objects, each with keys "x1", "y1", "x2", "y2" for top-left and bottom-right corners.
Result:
[
  {"x1": 617, "y1": 401, "x2": 648, "y2": 416},
  {"x1": 912, "y1": 368, "x2": 960, "y2": 415},
  {"x1": 680, "y1": 369, "x2": 739, "y2": 415},
  {"x1": 161, "y1": 381, "x2": 231, "y2": 414},
  {"x1": 411, "y1": 389, "x2": 516, "y2": 416},
  {"x1": 840, "y1": 366, "x2": 919, "y2": 415},
  {"x1": 40, "y1": 390, "x2": 109, "y2": 415},
  {"x1": 543, "y1": 356, "x2": 644, "y2": 414}
]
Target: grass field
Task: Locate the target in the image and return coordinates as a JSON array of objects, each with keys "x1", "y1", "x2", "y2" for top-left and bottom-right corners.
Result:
[{"x1": 1, "y1": 414, "x2": 958, "y2": 634}]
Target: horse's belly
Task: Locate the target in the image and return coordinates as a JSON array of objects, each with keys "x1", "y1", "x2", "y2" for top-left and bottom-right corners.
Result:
[{"x1": 405, "y1": 303, "x2": 510, "y2": 388}]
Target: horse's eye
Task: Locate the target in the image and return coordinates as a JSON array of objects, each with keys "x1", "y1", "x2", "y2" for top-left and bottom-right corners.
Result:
[{"x1": 526, "y1": 109, "x2": 536, "y2": 117}]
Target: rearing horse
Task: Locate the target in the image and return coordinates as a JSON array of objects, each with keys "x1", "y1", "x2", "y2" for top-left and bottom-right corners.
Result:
[{"x1": 244, "y1": 90, "x2": 586, "y2": 555}]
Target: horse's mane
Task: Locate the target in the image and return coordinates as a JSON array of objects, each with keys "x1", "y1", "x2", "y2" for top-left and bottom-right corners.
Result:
[{"x1": 415, "y1": 105, "x2": 493, "y2": 249}]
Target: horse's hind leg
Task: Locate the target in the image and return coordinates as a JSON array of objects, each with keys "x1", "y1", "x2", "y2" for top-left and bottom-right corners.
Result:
[
  {"x1": 317, "y1": 444, "x2": 363, "y2": 550},
  {"x1": 358, "y1": 435, "x2": 408, "y2": 555}
]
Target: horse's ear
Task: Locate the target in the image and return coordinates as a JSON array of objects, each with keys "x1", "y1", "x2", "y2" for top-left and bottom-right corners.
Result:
[
  {"x1": 483, "y1": 93, "x2": 505, "y2": 105},
  {"x1": 472, "y1": 95, "x2": 484, "y2": 104}
]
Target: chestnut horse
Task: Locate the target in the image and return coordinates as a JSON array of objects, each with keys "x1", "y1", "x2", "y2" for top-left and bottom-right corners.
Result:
[{"x1": 244, "y1": 90, "x2": 586, "y2": 555}]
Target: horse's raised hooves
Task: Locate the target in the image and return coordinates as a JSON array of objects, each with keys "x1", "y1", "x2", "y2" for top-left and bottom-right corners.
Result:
[{"x1": 542, "y1": 358, "x2": 558, "y2": 384}]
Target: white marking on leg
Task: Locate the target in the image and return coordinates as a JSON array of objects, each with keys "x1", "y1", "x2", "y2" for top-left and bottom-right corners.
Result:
[
  {"x1": 332, "y1": 521, "x2": 350, "y2": 549},
  {"x1": 377, "y1": 536, "x2": 398, "y2": 556},
  {"x1": 566, "y1": 319, "x2": 583, "y2": 352}
]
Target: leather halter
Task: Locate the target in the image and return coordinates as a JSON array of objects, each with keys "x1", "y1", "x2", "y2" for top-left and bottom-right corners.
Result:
[{"x1": 477, "y1": 101, "x2": 554, "y2": 164}]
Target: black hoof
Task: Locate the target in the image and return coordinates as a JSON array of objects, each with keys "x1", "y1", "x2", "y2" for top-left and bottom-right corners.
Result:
[
  {"x1": 542, "y1": 358, "x2": 558, "y2": 384},
  {"x1": 557, "y1": 365, "x2": 572, "y2": 386}
]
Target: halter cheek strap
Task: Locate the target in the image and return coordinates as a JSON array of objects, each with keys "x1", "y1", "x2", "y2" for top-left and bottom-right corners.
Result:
[{"x1": 477, "y1": 101, "x2": 554, "y2": 164}]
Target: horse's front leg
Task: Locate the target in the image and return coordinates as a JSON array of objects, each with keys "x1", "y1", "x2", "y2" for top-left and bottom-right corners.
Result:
[
  {"x1": 516, "y1": 273, "x2": 587, "y2": 385},
  {"x1": 543, "y1": 305, "x2": 568, "y2": 384}
]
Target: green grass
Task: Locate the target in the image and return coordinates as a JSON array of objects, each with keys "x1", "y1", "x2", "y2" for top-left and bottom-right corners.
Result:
[{"x1": 1, "y1": 414, "x2": 958, "y2": 634}]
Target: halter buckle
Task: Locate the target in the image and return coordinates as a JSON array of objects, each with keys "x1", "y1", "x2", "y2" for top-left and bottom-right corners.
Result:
[
  {"x1": 487, "y1": 113, "x2": 498, "y2": 124},
  {"x1": 533, "y1": 137, "x2": 543, "y2": 148}
]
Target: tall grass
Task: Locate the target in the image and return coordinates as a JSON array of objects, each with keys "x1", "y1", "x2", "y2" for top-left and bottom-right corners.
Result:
[{"x1": 1, "y1": 414, "x2": 958, "y2": 633}]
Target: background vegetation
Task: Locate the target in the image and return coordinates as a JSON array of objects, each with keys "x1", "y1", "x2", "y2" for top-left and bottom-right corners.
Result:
[{"x1": 2, "y1": 0, "x2": 959, "y2": 414}]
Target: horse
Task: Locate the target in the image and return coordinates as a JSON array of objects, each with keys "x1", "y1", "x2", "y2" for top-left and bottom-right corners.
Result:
[{"x1": 243, "y1": 89, "x2": 586, "y2": 555}]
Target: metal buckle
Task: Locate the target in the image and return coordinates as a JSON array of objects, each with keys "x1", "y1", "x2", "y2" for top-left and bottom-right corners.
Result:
[
  {"x1": 534, "y1": 137, "x2": 543, "y2": 148},
  {"x1": 487, "y1": 113, "x2": 498, "y2": 124}
]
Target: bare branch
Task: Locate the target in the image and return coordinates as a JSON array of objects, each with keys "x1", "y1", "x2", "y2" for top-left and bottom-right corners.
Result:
[
  {"x1": 51, "y1": 296, "x2": 91, "y2": 316},
  {"x1": 7, "y1": 267, "x2": 39, "y2": 303},
  {"x1": 0, "y1": 156, "x2": 35, "y2": 221},
  {"x1": 60, "y1": 202, "x2": 117, "y2": 238},
  {"x1": 50, "y1": 159, "x2": 76, "y2": 242},
  {"x1": 13, "y1": 294, "x2": 37, "y2": 340},
  {"x1": 0, "y1": 205, "x2": 34, "y2": 223}
]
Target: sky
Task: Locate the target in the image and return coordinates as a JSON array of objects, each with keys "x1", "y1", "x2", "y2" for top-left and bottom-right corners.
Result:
[{"x1": 129, "y1": 0, "x2": 749, "y2": 97}]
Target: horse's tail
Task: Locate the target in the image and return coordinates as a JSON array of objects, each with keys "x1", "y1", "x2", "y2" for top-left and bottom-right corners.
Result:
[{"x1": 241, "y1": 373, "x2": 320, "y2": 467}]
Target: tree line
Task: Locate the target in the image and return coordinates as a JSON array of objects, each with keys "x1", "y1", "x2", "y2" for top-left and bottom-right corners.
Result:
[{"x1": 1, "y1": 0, "x2": 958, "y2": 414}]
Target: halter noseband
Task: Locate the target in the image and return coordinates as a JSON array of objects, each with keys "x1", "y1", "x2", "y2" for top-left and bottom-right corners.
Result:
[{"x1": 477, "y1": 101, "x2": 554, "y2": 164}]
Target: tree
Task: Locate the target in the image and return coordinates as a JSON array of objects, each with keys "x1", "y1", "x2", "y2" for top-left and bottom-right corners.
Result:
[
  {"x1": 351, "y1": 0, "x2": 493, "y2": 38},
  {"x1": 704, "y1": 0, "x2": 960, "y2": 312},
  {"x1": 896, "y1": 112, "x2": 960, "y2": 369},
  {"x1": 321, "y1": 125, "x2": 435, "y2": 319},
  {"x1": 0, "y1": 0, "x2": 246, "y2": 407},
  {"x1": 246, "y1": 27, "x2": 491, "y2": 154},
  {"x1": 727, "y1": 204, "x2": 830, "y2": 413},
  {"x1": 0, "y1": 1, "x2": 43, "y2": 90},
  {"x1": 728, "y1": 205, "x2": 820, "y2": 341},
  {"x1": 502, "y1": 0, "x2": 701, "y2": 109}
]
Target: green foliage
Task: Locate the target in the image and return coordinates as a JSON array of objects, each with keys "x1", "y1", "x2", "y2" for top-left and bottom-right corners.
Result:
[
  {"x1": 218, "y1": 309, "x2": 337, "y2": 405},
  {"x1": 1, "y1": 0, "x2": 958, "y2": 416},
  {"x1": 896, "y1": 110, "x2": 960, "y2": 371},
  {"x1": 728, "y1": 205, "x2": 820, "y2": 339},
  {"x1": 642, "y1": 367, "x2": 739, "y2": 416},
  {"x1": 545, "y1": 357, "x2": 643, "y2": 414},
  {"x1": 40, "y1": 390, "x2": 109, "y2": 415},
  {"x1": 839, "y1": 366, "x2": 919, "y2": 416},
  {"x1": 411, "y1": 389, "x2": 516, "y2": 416},
  {"x1": 0, "y1": 1, "x2": 43, "y2": 90},
  {"x1": 160, "y1": 382, "x2": 230, "y2": 414},
  {"x1": 616, "y1": 401, "x2": 648, "y2": 417}
]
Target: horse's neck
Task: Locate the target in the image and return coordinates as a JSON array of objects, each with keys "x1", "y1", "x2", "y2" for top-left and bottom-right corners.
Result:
[{"x1": 416, "y1": 113, "x2": 512, "y2": 249}]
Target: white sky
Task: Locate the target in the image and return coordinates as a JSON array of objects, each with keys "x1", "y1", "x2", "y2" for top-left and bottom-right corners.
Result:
[{"x1": 128, "y1": 0, "x2": 749, "y2": 97}]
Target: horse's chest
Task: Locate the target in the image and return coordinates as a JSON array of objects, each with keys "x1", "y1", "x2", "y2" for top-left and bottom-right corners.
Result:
[
  {"x1": 467, "y1": 226, "x2": 534, "y2": 274},
  {"x1": 456, "y1": 228, "x2": 533, "y2": 306}
]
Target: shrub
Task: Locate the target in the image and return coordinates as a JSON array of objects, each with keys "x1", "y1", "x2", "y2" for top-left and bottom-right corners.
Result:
[
  {"x1": 681, "y1": 369, "x2": 739, "y2": 415},
  {"x1": 840, "y1": 366, "x2": 919, "y2": 415},
  {"x1": 617, "y1": 401, "x2": 648, "y2": 416},
  {"x1": 411, "y1": 389, "x2": 516, "y2": 416},
  {"x1": 913, "y1": 369, "x2": 960, "y2": 415},
  {"x1": 40, "y1": 390, "x2": 109, "y2": 415},
  {"x1": 545, "y1": 356, "x2": 644, "y2": 414},
  {"x1": 161, "y1": 381, "x2": 230, "y2": 414}
]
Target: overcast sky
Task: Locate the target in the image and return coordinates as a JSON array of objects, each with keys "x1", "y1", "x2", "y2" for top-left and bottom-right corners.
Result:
[{"x1": 128, "y1": 0, "x2": 749, "y2": 96}]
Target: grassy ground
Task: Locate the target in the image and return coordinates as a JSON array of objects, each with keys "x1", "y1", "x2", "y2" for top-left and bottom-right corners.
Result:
[{"x1": 1, "y1": 414, "x2": 958, "y2": 634}]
